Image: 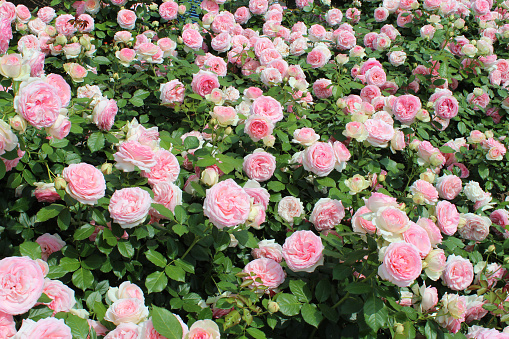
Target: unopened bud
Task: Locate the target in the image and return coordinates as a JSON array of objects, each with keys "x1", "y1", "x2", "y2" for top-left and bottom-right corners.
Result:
[
  {"x1": 412, "y1": 193, "x2": 425, "y2": 205},
  {"x1": 55, "y1": 34, "x2": 67, "y2": 46},
  {"x1": 267, "y1": 301, "x2": 279, "y2": 313},
  {"x1": 225, "y1": 127, "x2": 233, "y2": 135},
  {"x1": 429, "y1": 153, "x2": 444, "y2": 167},
  {"x1": 487, "y1": 244, "x2": 496, "y2": 253},
  {"x1": 71, "y1": 36, "x2": 79, "y2": 44},
  {"x1": 201, "y1": 167, "x2": 219, "y2": 186},
  {"x1": 152, "y1": 21, "x2": 159, "y2": 27},
  {"x1": 262, "y1": 135, "x2": 275, "y2": 147},
  {"x1": 113, "y1": 73, "x2": 119, "y2": 80},
  {"x1": 178, "y1": 5, "x2": 187, "y2": 14},
  {"x1": 378, "y1": 174, "x2": 386, "y2": 182},
  {"x1": 10, "y1": 116, "x2": 27, "y2": 133},
  {"x1": 395, "y1": 323, "x2": 405, "y2": 335},
  {"x1": 485, "y1": 130, "x2": 494, "y2": 138},
  {"x1": 149, "y1": 3, "x2": 158, "y2": 10},
  {"x1": 457, "y1": 216, "x2": 466, "y2": 228},
  {"x1": 473, "y1": 87, "x2": 483, "y2": 97},
  {"x1": 454, "y1": 18, "x2": 465, "y2": 29},
  {"x1": 101, "y1": 163, "x2": 113, "y2": 175},
  {"x1": 54, "y1": 177, "x2": 67, "y2": 190},
  {"x1": 336, "y1": 98, "x2": 347, "y2": 109},
  {"x1": 177, "y1": 37, "x2": 183, "y2": 44}
]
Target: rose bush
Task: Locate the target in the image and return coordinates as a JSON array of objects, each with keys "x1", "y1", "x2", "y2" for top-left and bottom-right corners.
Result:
[{"x1": 0, "y1": 0, "x2": 508, "y2": 337}]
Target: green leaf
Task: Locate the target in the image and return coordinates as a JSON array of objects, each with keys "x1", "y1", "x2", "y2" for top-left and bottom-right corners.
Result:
[
  {"x1": 345, "y1": 283, "x2": 372, "y2": 294},
  {"x1": 247, "y1": 327, "x2": 267, "y2": 339},
  {"x1": 20, "y1": 241, "x2": 42, "y2": 260},
  {"x1": 117, "y1": 241, "x2": 134, "y2": 258},
  {"x1": 165, "y1": 265, "x2": 186, "y2": 282},
  {"x1": 457, "y1": 121, "x2": 467, "y2": 134},
  {"x1": 289, "y1": 280, "x2": 312, "y2": 303},
  {"x1": 478, "y1": 164, "x2": 489, "y2": 180},
  {"x1": 60, "y1": 257, "x2": 81, "y2": 272},
  {"x1": 36, "y1": 204, "x2": 65, "y2": 222},
  {"x1": 145, "y1": 271, "x2": 168, "y2": 293},
  {"x1": 424, "y1": 320, "x2": 439, "y2": 339},
  {"x1": 150, "y1": 203, "x2": 175, "y2": 220},
  {"x1": 88, "y1": 132, "x2": 105, "y2": 153},
  {"x1": 66, "y1": 314, "x2": 90, "y2": 339},
  {"x1": 301, "y1": 303, "x2": 323, "y2": 328},
  {"x1": 267, "y1": 181, "x2": 285, "y2": 192},
  {"x1": 94, "y1": 56, "x2": 110, "y2": 65},
  {"x1": 439, "y1": 146, "x2": 455, "y2": 153},
  {"x1": 315, "y1": 280, "x2": 331, "y2": 302},
  {"x1": 74, "y1": 224, "x2": 95, "y2": 241},
  {"x1": 28, "y1": 305, "x2": 53, "y2": 321},
  {"x1": 183, "y1": 136, "x2": 200, "y2": 150},
  {"x1": 316, "y1": 177, "x2": 336, "y2": 187},
  {"x1": 37, "y1": 293, "x2": 53, "y2": 303},
  {"x1": 277, "y1": 293, "x2": 302, "y2": 316},
  {"x1": 72, "y1": 268, "x2": 94, "y2": 291},
  {"x1": 363, "y1": 295, "x2": 388, "y2": 333},
  {"x1": 0, "y1": 160, "x2": 5, "y2": 180},
  {"x1": 57, "y1": 209, "x2": 71, "y2": 231},
  {"x1": 151, "y1": 306, "x2": 184, "y2": 339},
  {"x1": 102, "y1": 228, "x2": 118, "y2": 246},
  {"x1": 145, "y1": 249, "x2": 167, "y2": 268},
  {"x1": 174, "y1": 205, "x2": 187, "y2": 224}
]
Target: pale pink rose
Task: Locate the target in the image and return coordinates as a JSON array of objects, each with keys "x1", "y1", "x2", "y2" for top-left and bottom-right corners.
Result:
[
  {"x1": 423, "y1": 249, "x2": 446, "y2": 281},
  {"x1": 352, "y1": 206, "x2": 377, "y2": 234},
  {"x1": 292, "y1": 128, "x2": 319, "y2": 146},
  {"x1": 243, "y1": 151, "x2": 276, "y2": 182},
  {"x1": 42, "y1": 278, "x2": 76, "y2": 314},
  {"x1": 37, "y1": 7, "x2": 56, "y2": 24},
  {"x1": 0, "y1": 312, "x2": 15, "y2": 338},
  {"x1": 374, "y1": 7, "x2": 389, "y2": 22},
  {"x1": 436, "y1": 200, "x2": 459, "y2": 235},
  {"x1": 245, "y1": 115, "x2": 274, "y2": 142},
  {"x1": 244, "y1": 182, "x2": 270, "y2": 209},
  {"x1": 46, "y1": 74, "x2": 71, "y2": 108},
  {"x1": 326, "y1": 8, "x2": 343, "y2": 25},
  {"x1": 104, "y1": 322, "x2": 140, "y2": 339},
  {"x1": 360, "y1": 85, "x2": 381, "y2": 103},
  {"x1": 203, "y1": 179, "x2": 251, "y2": 229},
  {"x1": 307, "y1": 45, "x2": 331, "y2": 68},
  {"x1": 141, "y1": 149, "x2": 180, "y2": 187},
  {"x1": 112, "y1": 281, "x2": 145, "y2": 303},
  {"x1": 332, "y1": 141, "x2": 351, "y2": 171},
  {"x1": 211, "y1": 12, "x2": 235, "y2": 34},
  {"x1": 435, "y1": 174, "x2": 462, "y2": 200},
  {"x1": 251, "y1": 95, "x2": 283, "y2": 122},
  {"x1": 364, "y1": 119, "x2": 394, "y2": 148},
  {"x1": 36, "y1": 233, "x2": 66, "y2": 261},
  {"x1": 410, "y1": 179, "x2": 439, "y2": 205},
  {"x1": 464, "y1": 296, "x2": 488, "y2": 324},
  {"x1": 211, "y1": 106, "x2": 237, "y2": 127},
  {"x1": 490, "y1": 209, "x2": 509, "y2": 226},
  {"x1": 243, "y1": 258, "x2": 285, "y2": 293},
  {"x1": 278, "y1": 196, "x2": 304, "y2": 224},
  {"x1": 186, "y1": 320, "x2": 220, "y2": 339},
  {"x1": 109, "y1": 187, "x2": 152, "y2": 229},
  {"x1": 434, "y1": 95, "x2": 459, "y2": 120},
  {"x1": 159, "y1": 1, "x2": 178, "y2": 20},
  {"x1": 402, "y1": 222, "x2": 431, "y2": 258},
  {"x1": 282, "y1": 230, "x2": 324, "y2": 272},
  {"x1": 416, "y1": 218, "x2": 442, "y2": 246},
  {"x1": 296, "y1": 0, "x2": 313, "y2": 8},
  {"x1": 336, "y1": 30, "x2": 356, "y2": 50},
  {"x1": 2, "y1": 147, "x2": 24, "y2": 172},
  {"x1": 312, "y1": 79, "x2": 333, "y2": 99},
  {"x1": 191, "y1": 70, "x2": 220, "y2": 97},
  {"x1": 365, "y1": 66, "x2": 386, "y2": 87},
  {"x1": 46, "y1": 115, "x2": 71, "y2": 140},
  {"x1": 343, "y1": 121, "x2": 368, "y2": 141},
  {"x1": 114, "y1": 140, "x2": 157, "y2": 172},
  {"x1": 260, "y1": 67, "x2": 283, "y2": 86},
  {"x1": 252, "y1": 240, "x2": 283, "y2": 263},
  {"x1": 302, "y1": 142, "x2": 335, "y2": 177},
  {"x1": 63, "y1": 62, "x2": 88, "y2": 82},
  {"x1": 204, "y1": 56, "x2": 227, "y2": 76},
  {"x1": 200, "y1": 0, "x2": 219, "y2": 13},
  {"x1": 0, "y1": 256, "x2": 44, "y2": 315},
  {"x1": 150, "y1": 182, "x2": 182, "y2": 221},
  {"x1": 459, "y1": 213, "x2": 491, "y2": 242},
  {"x1": 390, "y1": 130, "x2": 406, "y2": 152},
  {"x1": 378, "y1": 242, "x2": 422, "y2": 287},
  {"x1": 374, "y1": 206, "x2": 410, "y2": 235},
  {"x1": 235, "y1": 6, "x2": 251, "y2": 24},
  {"x1": 420, "y1": 286, "x2": 438, "y2": 312},
  {"x1": 211, "y1": 32, "x2": 231, "y2": 54},
  {"x1": 308, "y1": 24, "x2": 326, "y2": 42},
  {"x1": 34, "y1": 183, "x2": 60, "y2": 203},
  {"x1": 92, "y1": 98, "x2": 117, "y2": 131},
  {"x1": 160, "y1": 80, "x2": 185, "y2": 107},
  {"x1": 249, "y1": 0, "x2": 269, "y2": 15},
  {"x1": 442, "y1": 255, "x2": 474, "y2": 291},
  {"x1": 62, "y1": 163, "x2": 106, "y2": 205},
  {"x1": 104, "y1": 298, "x2": 149, "y2": 325},
  {"x1": 76, "y1": 14, "x2": 94, "y2": 33},
  {"x1": 140, "y1": 316, "x2": 188, "y2": 339},
  {"x1": 117, "y1": 9, "x2": 136, "y2": 30},
  {"x1": 365, "y1": 192, "x2": 398, "y2": 212},
  {"x1": 114, "y1": 31, "x2": 133, "y2": 43},
  {"x1": 392, "y1": 95, "x2": 421, "y2": 124},
  {"x1": 116, "y1": 48, "x2": 136, "y2": 66},
  {"x1": 55, "y1": 14, "x2": 77, "y2": 36},
  {"x1": 373, "y1": 33, "x2": 391, "y2": 51},
  {"x1": 436, "y1": 293, "x2": 466, "y2": 333},
  {"x1": 310, "y1": 198, "x2": 345, "y2": 231},
  {"x1": 13, "y1": 79, "x2": 62, "y2": 129},
  {"x1": 289, "y1": 38, "x2": 307, "y2": 56},
  {"x1": 88, "y1": 320, "x2": 109, "y2": 337},
  {"x1": 16, "y1": 318, "x2": 72, "y2": 338}
]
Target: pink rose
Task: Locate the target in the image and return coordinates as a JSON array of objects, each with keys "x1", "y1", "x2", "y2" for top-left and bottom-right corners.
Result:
[
  {"x1": 235, "y1": 6, "x2": 251, "y2": 24},
  {"x1": 243, "y1": 151, "x2": 276, "y2": 182},
  {"x1": 402, "y1": 222, "x2": 431, "y2": 258},
  {"x1": 141, "y1": 149, "x2": 180, "y2": 187},
  {"x1": 211, "y1": 12, "x2": 235, "y2": 34},
  {"x1": 37, "y1": 7, "x2": 56, "y2": 24},
  {"x1": 435, "y1": 200, "x2": 459, "y2": 235},
  {"x1": 114, "y1": 140, "x2": 157, "y2": 172},
  {"x1": 374, "y1": 7, "x2": 389, "y2": 22},
  {"x1": 420, "y1": 286, "x2": 438, "y2": 312},
  {"x1": 336, "y1": 30, "x2": 356, "y2": 50},
  {"x1": 410, "y1": 179, "x2": 439, "y2": 205},
  {"x1": 46, "y1": 74, "x2": 71, "y2": 108},
  {"x1": 326, "y1": 8, "x2": 343, "y2": 25},
  {"x1": 46, "y1": 115, "x2": 71, "y2": 140},
  {"x1": 243, "y1": 258, "x2": 285, "y2": 293},
  {"x1": 310, "y1": 198, "x2": 345, "y2": 231},
  {"x1": 36, "y1": 233, "x2": 66, "y2": 261},
  {"x1": 42, "y1": 278, "x2": 76, "y2": 314},
  {"x1": 434, "y1": 95, "x2": 459, "y2": 120},
  {"x1": 352, "y1": 206, "x2": 376, "y2": 234},
  {"x1": 55, "y1": 14, "x2": 77, "y2": 36},
  {"x1": 364, "y1": 119, "x2": 394, "y2": 148},
  {"x1": 442, "y1": 255, "x2": 473, "y2": 291},
  {"x1": 458, "y1": 213, "x2": 491, "y2": 241},
  {"x1": 312, "y1": 79, "x2": 333, "y2": 99},
  {"x1": 182, "y1": 28, "x2": 203, "y2": 50},
  {"x1": 292, "y1": 128, "x2": 320, "y2": 146},
  {"x1": 104, "y1": 322, "x2": 140, "y2": 339},
  {"x1": 0, "y1": 256, "x2": 44, "y2": 315},
  {"x1": 160, "y1": 80, "x2": 185, "y2": 107},
  {"x1": 244, "y1": 181, "x2": 270, "y2": 209},
  {"x1": 307, "y1": 45, "x2": 331, "y2": 68},
  {"x1": 104, "y1": 298, "x2": 149, "y2": 325},
  {"x1": 278, "y1": 196, "x2": 304, "y2": 224},
  {"x1": 245, "y1": 115, "x2": 274, "y2": 142},
  {"x1": 378, "y1": 242, "x2": 422, "y2": 287},
  {"x1": 109, "y1": 187, "x2": 152, "y2": 228},
  {"x1": 251, "y1": 95, "x2": 283, "y2": 122},
  {"x1": 374, "y1": 206, "x2": 410, "y2": 236},
  {"x1": 116, "y1": 48, "x2": 136, "y2": 66},
  {"x1": 365, "y1": 66, "x2": 386, "y2": 87},
  {"x1": 34, "y1": 183, "x2": 60, "y2": 203},
  {"x1": 204, "y1": 56, "x2": 227, "y2": 76},
  {"x1": 392, "y1": 95, "x2": 421, "y2": 124},
  {"x1": 93, "y1": 98, "x2": 118, "y2": 131},
  {"x1": 282, "y1": 230, "x2": 324, "y2": 272},
  {"x1": 16, "y1": 318, "x2": 72, "y2": 338},
  {"x1": 186, "y1": 320, "x2": 220, "y2": 339},
  {"x1": 365, "y1": 192, "x2": 398, "y2": 212},
  {"x1": 435, "y1": 174, "x2": 462, "y2": 200},
  {"x1": 203, "y1": 179, "x2": 251, "y2": 229},
  {"x1": 490, "y1": 209, "x2": 509, "y2": 226},
  {"x1": 150, "y1": 182, "x2": 182, "y2": 220},
  {"x1": 0, "y1": 312, "x2": 15, "y2": 338},
  {"x1": 211, "y1": 106, "x2": 237, "y2": 127},
  {"x1": 249, "y1": 0, "x2": 269, "y2": 15},
  {"x1": 191, "y1": 70, "x2": 220, "y2": 97},
  {"x1": 62, "y1": 163, "x2": 106, "y2": 205},
  {"x1": 88, "y1": 320, "x2": 109, "y2": 337},
  {"x1": 302, "y1": 142, "x2": 335, "y2": 177},
  {"x1": 117, "y1": 9, "x2": 136, "y2": 30},
  {"x1": 159, "y1": 1, "x2": 178, "y2": 20},
  {"x1": 14, "y1": 79, "x2": 62, "y2": 129},
  {"x1": 252, "y1": 239, "x2": 283, "y2": 262},
  {"x1": 416, "y1": 217, "x2": 442, "y2": 246}
]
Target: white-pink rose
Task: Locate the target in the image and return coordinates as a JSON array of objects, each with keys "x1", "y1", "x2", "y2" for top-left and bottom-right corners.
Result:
[
  {"x1": 282, "y1": 230, "x2": 324, "y2": 273},
  {"x1": 243, "y1": 151, "x2": 276, "y2": 182},
  {"x1": 310, "y1": 198, "x2": 345, "y2": 231},
  {"x1": 62, "y1": 163, "x2": 106, "y2": 205},
  {"x1": 243, "y1": 258, "x2": 285, "y2": 293},
  {"x1": 302, "y1": 142, "x2": 335, "y2": 177},
  {"x1": 109, "y1": 187, "x2": 152, "y2": 228},
  {"x1": 378, "y1": 242, "x2": 422, "y2": 287},
  {"x1": 117, "y1": 9, "x2": 136, "y2": 30},
  {"x1": 442, "y1": 255, "x2": 473, "y2": 291}
]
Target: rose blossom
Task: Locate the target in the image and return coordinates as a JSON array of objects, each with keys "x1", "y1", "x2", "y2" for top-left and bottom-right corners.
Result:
[
  {"x1": 63, "y1": 62, "x2": 88, "y2": 82},
  {"x1": 310, "y1": 198, "x2": 345, "y2": 231},
  {"x1": 104, "y1": 322, "x2": 140, "y2": 339},
  {"x1": 117, "y1": 9, "x2": 136, "y2": 30},
  {"x1": 0, "y1": 311, "x2": 15, "y2": 338},
  {"x1": 211, "y1": 106, "x2": 238, "y2": 127},
  {"x1": 203, "y1": 179, "x2": 251, "y2": 229},
  {"x1": 55, "y1": 14, "x2": 77, "y2": 36},
  {"x1": 312, "y1": 79, "x2": 333, "y2": 99},
  {"x1": 37, "y1": 7, "x2": 55, "y2": 23},
  {"x1": 186, "y1": 320, "x2": 220, "y2": 339},
  {"x1": 36, "y1": 233, "x2": 66, "y2": 261},
  {"x1": 62, "y1": 163, "x2": 106, "y2": 205},
  {"x1": 191, "y1": 70, "x2": 220, "y2": 97},
  {"x1": 278, "y1": 196, "x2": 304, "y2": 224},
  {"x1": 235, "y1": 6, "x2": 251, "y2": 24},
  {"x1": 114, "y1": 140, "x2": 157, "y2": 172},
  {"x1": 402, "y1": 222, "x2": 432, "y2": 258},
  {"x1": 378, "y1": 242, "x2": 422, "y2": 287},
  {"x1": 159, "y1": 1, "x2": 178, "y2": 20},
  {"x1": 326, "y1": 8, "x2": 343, "y2": 25},
  {"x1": 435, "y1": 174, "x2": 462, "y2": 200},
  {"x1": 490, "y1": 209, "x2": 509, "y2": 226},
  {"x1": 302, "y1": 142, "x2": 335, "y2": 177},
  {"x1": 93, "y1": 98, "x2": 118, "y2": 131},
  {"x1": 104, "y1": 298, "x2": 149, "y2": 325},
  {"x1": 243, "y1": 151, "x2": 276, "y2": 182},
  {"x1": 364, "y1": 119, "x2": 394, "y2": 148},
  {"x1": 416, "y1": 218, "x2": 442, "y2": 246},
  {"x1": 365, "y1": 192, "x2": 398, "y2": 212},
  {"x1": 282, "y1": 230, "x2": 324, "y2": 273},
  {"x1": 141, "y1": 149, "x2": 180, "y2": 187},
  {"x1": 410, "y1": 179, "x2": 439, "y2": 205},
  {"x1": 307, "y1": 45, "x2": 331, "y2": 68},
  {"x1": 15, "y1": 318, "x2": 72, "y2": 338},
  {"x1": 108, "y1": 282, "x2": 144, "y2": 303},
  {"x1": 242, "y1": 258, "x2": 285, "y2": 293},
  {"x1": 464, "y1": 296, "x2": 488, "y2": 324},
  {"x1": 435, "y1": 200, "x2": 459, "y2": 235},
  {"x1": 251, "y1": 95, "x2": 283, "y2": 122},
  {"x1": 150, "y1": 182, "x2": 182, "y2": 221},
  {"x1": 374, "y1": 206, "x2": 410, "y2": 239},
  {"x1": 109, "y1": 187, "x2": 152, "y2": 228},
  {"x1": 42, "y1": 278, "x2": 76, "y2": 314},
  {"x1": 292, "y1": 128, "x2": 319, "y2": 146},
  {"x1": 458, "y1": 213, "x2": 491, "y2": 242},
  {"x1": 0, "y1": 256, "x2": 44, "y2": 315},
  {"x1": 245, "y1": 115, "x2": 274, "y2": 142},
  {"x1": 392, "y1": 94, "x2": 421, "y2": 124},
  {"x1": 34, "y1": 182, "x2": 60, "y2": 203},
  {"x1": 442, "y1": 255, "x2": 474, "y2": 291},
  {"x1": 252, "y1": 239, "x2": 283, "y2": 262},
  {"x1": 434, "y1": 95, "x2": 459, "y2": 120}
]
